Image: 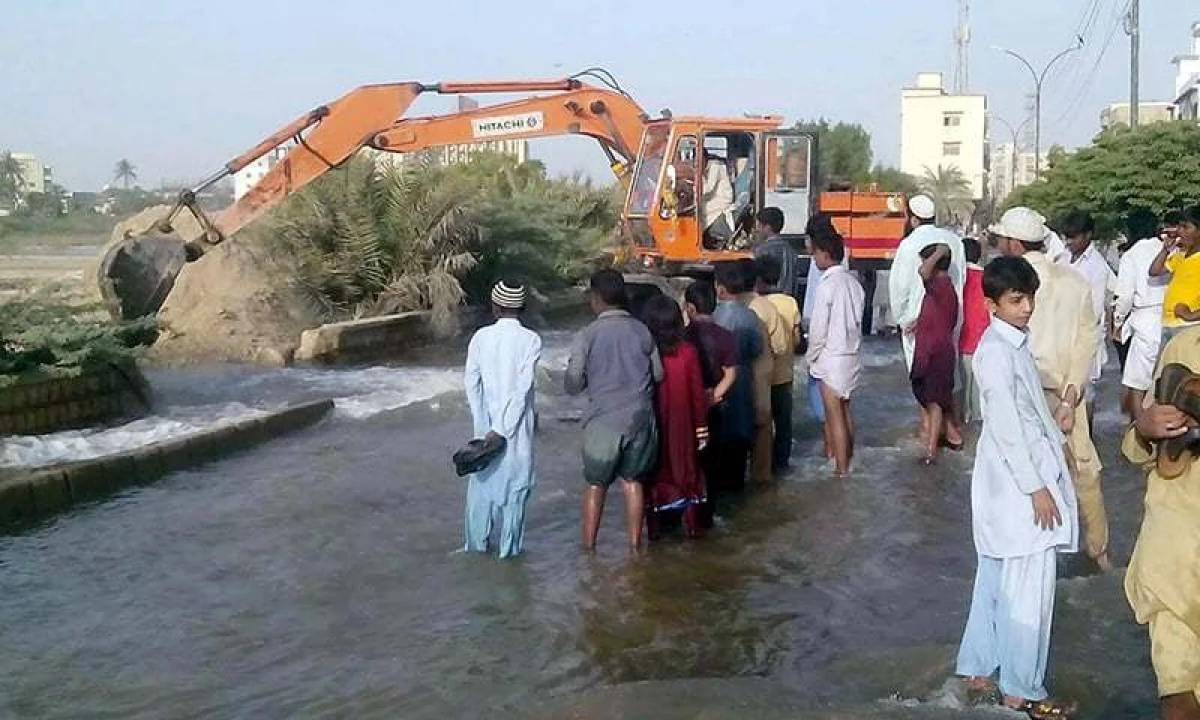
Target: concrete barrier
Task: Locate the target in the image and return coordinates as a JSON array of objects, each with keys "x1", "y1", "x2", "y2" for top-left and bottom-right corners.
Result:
[
  {"x1": 0, "y1": 398, "x2": 334, "y2": 529},
  {"x1": 294, "y1": 289, "x2": 589, "y2": 365},
  {"x1": 0, "y1": 364, "x2": 151, "y2": 436}
]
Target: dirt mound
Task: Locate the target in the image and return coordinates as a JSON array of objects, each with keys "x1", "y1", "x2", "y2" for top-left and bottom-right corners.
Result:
[{"x1": 147, "y1": 234, "x2": 320, "y2": 366}]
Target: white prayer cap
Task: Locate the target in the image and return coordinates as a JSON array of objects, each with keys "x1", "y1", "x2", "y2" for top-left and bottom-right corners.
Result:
[
  {"x1": 988, "y1": 207, "x2": 1048, "y2": 244},
  {"x1": 907, "y1": 194, "x2": 936, "y2": 220},
  {"x1": 490, "y1": 280, "x2": 527, "y2": 309}
]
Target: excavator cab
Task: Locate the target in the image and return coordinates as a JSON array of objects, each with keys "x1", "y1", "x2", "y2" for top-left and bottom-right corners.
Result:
[{"x1": 621, "y1": 118, "x2": 816, "y2": 274}]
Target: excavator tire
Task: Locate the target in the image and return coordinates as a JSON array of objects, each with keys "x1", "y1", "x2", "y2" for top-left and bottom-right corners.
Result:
[{"x1": 96, "y1": 205, "x2": 207, "y2": 320}]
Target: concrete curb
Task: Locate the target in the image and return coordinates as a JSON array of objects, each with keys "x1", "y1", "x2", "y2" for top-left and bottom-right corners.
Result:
[{"x1": 0, "y1": 398, "x2": 334, "y2": 529}]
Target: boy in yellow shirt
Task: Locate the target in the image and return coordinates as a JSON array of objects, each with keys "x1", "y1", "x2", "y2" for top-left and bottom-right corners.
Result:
[
  {"x1": 756, "y1": 255, "x2": 801, "y2": 472},
  {"x1": 1150, "y1": 205, "x2": 1200, "y2": 339}
]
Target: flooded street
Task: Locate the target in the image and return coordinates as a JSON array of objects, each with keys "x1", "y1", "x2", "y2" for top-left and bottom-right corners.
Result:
[{"x1": 0, "y1": 333, "x2": 1158, "y2": 719}]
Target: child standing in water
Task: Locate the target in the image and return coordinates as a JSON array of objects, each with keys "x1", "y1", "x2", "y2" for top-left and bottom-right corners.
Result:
[
  {"x1": 957, "y1": 256, "x2": 1078, "y2": 719},
  {"x1": 805, "y1": 230, "x2": 864, "y2": 476},
  {"x1": 641, "y1": 294, "x2": 710, "y2": 538},
  {"x1": 910, "y1": 243, "x2": 961, "y2": 464}
]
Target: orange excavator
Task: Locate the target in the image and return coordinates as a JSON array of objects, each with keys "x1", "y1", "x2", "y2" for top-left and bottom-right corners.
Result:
[{"x1": 106, "y1": 71, "x2": 907, "y2": 320}]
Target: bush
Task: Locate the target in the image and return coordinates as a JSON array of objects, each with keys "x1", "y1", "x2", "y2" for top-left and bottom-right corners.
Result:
[
  {"x1": 258, "y1": 152, "x2": 618, "y2": 329},
  {"x1": 0, "y1": 291, "x2": 156, "y2": 387}
]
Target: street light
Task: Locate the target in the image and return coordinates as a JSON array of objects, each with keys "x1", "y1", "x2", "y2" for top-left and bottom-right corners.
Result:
[
  {"x1": 992, "y1": 115, "x2": 1032, "y2": 196},
  {"x1": 992, "y1": 38, "x2": 1084, "y2": 178}
]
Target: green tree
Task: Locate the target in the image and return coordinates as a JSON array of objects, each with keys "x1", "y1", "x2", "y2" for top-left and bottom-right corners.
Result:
[
  {"x1": 0, "y1": 151, "x2": 26, "y2": 208},
  {"x1": 918, "y1": 164, "x2": 974, "y2": 227},
  {"x1": 867, "y1": 164, "x2": 919, "y2": 194},
  {"x1": 792, "y1": 119, "x2": 873, "y2": 189},
  {"x1": 1007, "y1": 121, "x2": 1200, "y2": 242},
  {"x1": 113, "y1": 159, "x2": 137, "y2": 189}
]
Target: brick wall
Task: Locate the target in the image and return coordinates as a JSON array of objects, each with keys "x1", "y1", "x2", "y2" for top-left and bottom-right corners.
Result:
[{"x1": 0, "y1": 365, "x2": 150, "y2": 436}]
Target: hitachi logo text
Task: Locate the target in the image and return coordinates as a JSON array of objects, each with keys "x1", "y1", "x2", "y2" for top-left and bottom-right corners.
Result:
[{"x1": 471, "y1": 112, "x2": 543, "y2": 139}]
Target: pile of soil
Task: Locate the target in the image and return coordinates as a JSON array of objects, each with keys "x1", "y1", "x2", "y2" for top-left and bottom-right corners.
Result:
[{"x1": 149, "y1": 235, "x2": 319, "y2": 366}]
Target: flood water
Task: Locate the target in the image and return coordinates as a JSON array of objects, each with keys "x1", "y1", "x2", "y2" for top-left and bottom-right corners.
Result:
[{"x1": 0, "y1": 331, "x2": 1159, "y2": 719}]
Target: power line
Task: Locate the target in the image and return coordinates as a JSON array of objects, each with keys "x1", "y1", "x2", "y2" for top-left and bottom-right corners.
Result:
[{"x1": 1048, "y1": 0, "x2": 1129, "y2": 133}]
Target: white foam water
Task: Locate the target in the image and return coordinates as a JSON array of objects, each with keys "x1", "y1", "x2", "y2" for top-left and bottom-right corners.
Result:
[{"x1": 0, "y1": 402, "x2": 268, "y2": 469}]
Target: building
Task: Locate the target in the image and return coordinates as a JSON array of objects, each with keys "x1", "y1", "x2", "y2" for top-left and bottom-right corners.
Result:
[
  {"x1": 1173, "y1": 21, "x2": 1200, "y2": 121},
  {"x1": 11, "y1": 152, "x2": 50, "y2": 195},
  {"x1": 374, "y1": 139, "x2": 530, "y2": 169},
  {"x1": 990, "y1": 143, "x2": 1045, "y2": 203},
  {"x1": 232, "y1": 146, "x2": 290, "y2": 201},
  {"x1": 1100, "y1": 102, "x2": 1177, "y2": 129},
  {"x1": 900, "y1": 72, "x2": 988, "y2": 200}
]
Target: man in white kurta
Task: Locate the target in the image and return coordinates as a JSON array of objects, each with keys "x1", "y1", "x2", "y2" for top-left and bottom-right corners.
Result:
[
  {"x1": 463, "y1": 281, "x2": 543, "y2": 559},
  {"x1": 1112, "y1": 234, "x2": 1167, "y2": 417},
  {"x1": 956, "y1": 260, "x2": 1078, "y2": 707},
  {"x1": 1056, "y1": 211, "x2": 1117, "y2": 413},
  {"x1": 888, "y1": 195, "x2": 966, "y2": 371}
]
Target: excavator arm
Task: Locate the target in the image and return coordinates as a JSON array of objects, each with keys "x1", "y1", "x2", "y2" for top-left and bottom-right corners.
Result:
[
  {"x1": 163, "y1": 79, "x2": 649, "y2": 248},
  {"x1": 102, "y1": 77, "x2": 651, "y2": 321}
]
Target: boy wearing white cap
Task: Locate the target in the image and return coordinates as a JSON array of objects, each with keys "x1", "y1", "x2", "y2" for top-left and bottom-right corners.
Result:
[
  {"x1": 990, "y1": 207, "x2": 1110, "y2": 573},
  {"x1": 462, "y1": 279, "x2": 543, "y2": 558}
]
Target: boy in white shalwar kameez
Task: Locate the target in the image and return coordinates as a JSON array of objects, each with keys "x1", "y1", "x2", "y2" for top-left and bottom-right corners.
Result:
[
  {"x1": 463, "y1": 280, "x2": 542, "y2": 559},
  {"x1": 956, "y1": 257, "x2": 1079, "y2": 718}
]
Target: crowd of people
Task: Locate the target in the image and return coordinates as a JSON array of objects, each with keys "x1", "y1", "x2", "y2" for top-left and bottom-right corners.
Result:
[{"x1": 457, "y1": 199, "x2": 1200, "y2": 719}]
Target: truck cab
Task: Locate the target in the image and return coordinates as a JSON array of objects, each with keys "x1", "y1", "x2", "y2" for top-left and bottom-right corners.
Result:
[{"x1": 619, "y1": 118, "x2": 817, "y2": 274}]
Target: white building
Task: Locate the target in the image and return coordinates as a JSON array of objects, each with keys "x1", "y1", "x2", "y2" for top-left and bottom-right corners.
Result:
[
  {"x1": 11, "y1": 152, "x2": 49, "y2": 195},
  {"x1": 901, "y1": 72, "x2": 988, "y2": 200},
  {"x1": 232, "y1": 146, "x2": 290, "y2": 201},
  {"x1": 1100, "y1": 102, "x2": 1177, "y2": 129},
  {"x1": 1173, "y1": 21, "x2": 1200, "y2": 121},
  {"x1": 376, "y1": 139, "x2": 530, "y2": 169},
  {"x1": 990, "y1": 143, "x2": 1045, "y2": 203}
]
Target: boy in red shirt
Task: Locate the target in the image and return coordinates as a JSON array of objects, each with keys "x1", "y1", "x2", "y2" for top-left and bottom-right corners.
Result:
[{"x1": 958, "y1": 237, "x2": 988, "y2": 424}]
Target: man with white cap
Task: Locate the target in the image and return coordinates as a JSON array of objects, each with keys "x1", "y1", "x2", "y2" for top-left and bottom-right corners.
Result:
[
  {"x1": 462, "y1": 279, "x2": 543, "y2": 558},
  {"x1": 889, "y1": 194, "x2": 967, "y2": 444},
  {"x1": 990, "y1": 207, "x2": 1111, "y2": 572}
]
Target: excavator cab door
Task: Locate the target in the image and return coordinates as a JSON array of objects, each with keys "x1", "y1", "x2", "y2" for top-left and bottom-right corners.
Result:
[{"x1": 761, "y1": 130, "x2": 817, "y2": 234}]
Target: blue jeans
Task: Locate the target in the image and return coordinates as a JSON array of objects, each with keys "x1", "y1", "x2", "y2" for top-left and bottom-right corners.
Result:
[{"x1": 807, "y1": 374, "x2": 825, "y2": 423}]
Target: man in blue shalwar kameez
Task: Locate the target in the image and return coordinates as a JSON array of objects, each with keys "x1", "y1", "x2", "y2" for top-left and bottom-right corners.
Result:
[{"x1": 463, "y1": 280, "x2": 542, "y2": 558}]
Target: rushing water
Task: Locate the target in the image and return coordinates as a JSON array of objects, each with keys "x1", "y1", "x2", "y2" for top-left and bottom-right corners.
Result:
[{"x1": 0, "y1": 333, "x2": 1159, "y2": 719}]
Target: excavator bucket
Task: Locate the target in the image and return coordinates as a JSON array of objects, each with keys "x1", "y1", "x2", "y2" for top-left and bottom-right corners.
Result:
[{"x1": 96, "y1": 205, "x2": 209, "y2": 320}]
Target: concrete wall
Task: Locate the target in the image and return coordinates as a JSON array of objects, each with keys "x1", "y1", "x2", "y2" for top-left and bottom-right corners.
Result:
[
  {"x1": 0, "y1": 365, "x2": 149, "y2": 436},
  {"x1": 295, "y1": 289, "x2": 590, "y2": 365},
  {"x1": 0, "y1": 399, "x2": 334, "y2": 529}
]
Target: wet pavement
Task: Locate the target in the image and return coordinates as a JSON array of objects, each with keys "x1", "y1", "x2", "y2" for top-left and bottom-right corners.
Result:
[{"x1": 0, "y1": 333, "x2": 1159, "y2": 719}]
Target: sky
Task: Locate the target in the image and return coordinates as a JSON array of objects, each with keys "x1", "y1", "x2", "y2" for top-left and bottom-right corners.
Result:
[{"x1": 1, "y1": 0, "x2": 1195, "y2": 191}]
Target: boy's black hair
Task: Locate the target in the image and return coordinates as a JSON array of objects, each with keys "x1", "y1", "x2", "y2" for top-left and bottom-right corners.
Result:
[
  {"x1": 1057, "y1": 210, "x2": 1096, "y2": 238},
  {"x1": 805, "y1": 212, "x2": 836, "y2": 238},
  {"x1": 962, "y1": 237, "x2": 982, "y2": 264},
  {"x1": 1163, "y1": 209, "x2": 1185, "y2": 226},
  {"x1": 1185, "y1": 204, "x2": 1200, "y2": 227},
  {"x1": 982, "y1": 256, "x2": 1040, "y2": 302},
  {"x1": 684, "y1": 280, "x2": 718, "y2": 315},
  {"x1": 809, "y1": 229, "x2": 845, "y2": 263},
  {"x1": 756, "y1": 207, "x2": 785, "y2": 234},
  {"x1": 589, "y1": 268, "x2": 627, "y2": 308},
  {"x1": 756, "y1": 254, "x2": 783, "y2": 288},
  {"x1": 736, "y1": 259, "x2": 759, "y2": 293},
  {"x1": 919, "y1": 243, "x2": 952, "y2": 272},
  {"x1": 642, "y1": 294, "x2": 685, "y2": 352},
  {"x1": 714, "y1": 262, "x2": 745, "y2": 295}
]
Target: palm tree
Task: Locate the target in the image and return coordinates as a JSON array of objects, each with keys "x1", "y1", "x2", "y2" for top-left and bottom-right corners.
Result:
[
  {"x1": 918, "y1": 164, "x2": 975, "y2": 228},
  {"x1": 113, "y1": 159, "x2": 138, "y2": 189},
  {"x1": 0, "y1": 151, "x2": 26, "y2": 208}
]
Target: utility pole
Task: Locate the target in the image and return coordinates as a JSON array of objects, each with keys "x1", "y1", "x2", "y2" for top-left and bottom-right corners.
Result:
[
  {"x1": 1127, "y1": 0, "x2": 1141, "y2": 127},
  {"x1": 994, "y1": 40, "x2": 1084, "y2": 178}
]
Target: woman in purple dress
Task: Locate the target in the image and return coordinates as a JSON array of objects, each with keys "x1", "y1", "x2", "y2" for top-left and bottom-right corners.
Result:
[{"x1": 910, "y1": 243, "x2": 961, "y2": 464}]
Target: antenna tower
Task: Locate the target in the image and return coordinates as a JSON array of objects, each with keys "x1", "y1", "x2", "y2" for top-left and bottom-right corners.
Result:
[{"x1": 953, "y1": 0, "x2": 971, "y2": 93}]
